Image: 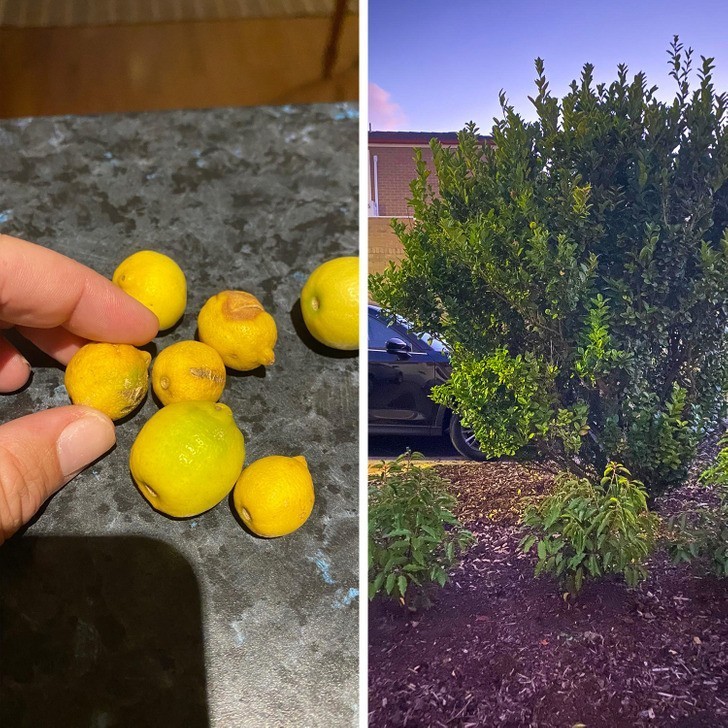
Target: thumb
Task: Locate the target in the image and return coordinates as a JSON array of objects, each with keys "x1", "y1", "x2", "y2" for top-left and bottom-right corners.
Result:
[{"x1": 0, "y1": 406, "x2": 116, "y2": 544}]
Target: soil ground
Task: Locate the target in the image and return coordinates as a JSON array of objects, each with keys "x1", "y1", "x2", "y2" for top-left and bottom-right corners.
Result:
[{"x1": 369, "y1": 457, "x2": 728, "y2": 727}]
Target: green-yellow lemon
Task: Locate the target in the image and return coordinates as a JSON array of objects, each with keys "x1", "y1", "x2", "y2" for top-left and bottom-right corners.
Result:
[
  {"x1": 112, "y1": 250, "x2": 187, "y2": 330},
  {"x1": 65, "y1": 342, "x2": 151, "y2": 421},
  {"x1": 129, "y1": 401, "x2": 245, "y2": 518},
  {"x1": 300, "y1": 256, "x2": 359, "y2": 350},
  {"x1": 233, "y1": 454, "x2": 314, "y2": 537}
]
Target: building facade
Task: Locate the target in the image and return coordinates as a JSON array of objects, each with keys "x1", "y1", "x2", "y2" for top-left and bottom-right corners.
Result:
[
  {"x1": 368, "y1": 131, "x2": 461, "y2": 276},
  {"x1": 368, "y1": 130, "x2": 490, "y2": 277}
]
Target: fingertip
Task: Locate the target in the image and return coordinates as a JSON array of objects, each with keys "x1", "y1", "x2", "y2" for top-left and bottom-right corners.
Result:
[
  {"x1": 119, "y1": 296, "x2": 160, "y2": 345},
  {"x1": 0, "y1": 342, "x2": 32, "y2": 393},
  {"x1": 0, "y1": 405, "x2": 117, "y2": 542},
  {"x1": 56, "y1": 406, "x2": 117, "y2": 480},
  {"x1": 69, "y1": 404, "x2": 116, "y2": 429},
  {"x1": 138, "y1": 305, "x2": 161, "y2": 343},
  {"x1": 0, "y1": 356, "x2": 31, "y2": 393}
]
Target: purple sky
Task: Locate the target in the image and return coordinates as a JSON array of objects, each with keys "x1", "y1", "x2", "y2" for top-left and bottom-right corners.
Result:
[{"x1": 369, "y1": 0, "x2": 728, "y2": 133}]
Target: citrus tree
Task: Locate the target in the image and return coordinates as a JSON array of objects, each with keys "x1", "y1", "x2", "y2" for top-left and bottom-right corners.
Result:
[{"x1": 370, "y1": 39, "x2": 728, "y2": 492}]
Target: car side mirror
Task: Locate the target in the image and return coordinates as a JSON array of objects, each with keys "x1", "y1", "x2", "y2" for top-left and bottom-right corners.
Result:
[{"x1": 385, "y1": 337, "x2": 412, "y2": 356}]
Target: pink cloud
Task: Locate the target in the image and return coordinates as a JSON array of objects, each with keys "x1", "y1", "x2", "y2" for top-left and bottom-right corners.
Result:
[{"x1": 369, "y1": 83, "x2": 408, "y2": 130}]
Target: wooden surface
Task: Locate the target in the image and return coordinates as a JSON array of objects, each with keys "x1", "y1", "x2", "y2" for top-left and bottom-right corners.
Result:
[
  {"x1": 0, "y1": 0, "x2": 359, "y2": 26},
  {"x1": 0, "y1": 15, "x2": 358, "y2": 118}
]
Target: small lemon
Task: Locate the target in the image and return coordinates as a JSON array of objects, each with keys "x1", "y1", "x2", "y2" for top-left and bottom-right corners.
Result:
[
  {"x1": 65, "y1": 342, "x2": 151, "y2": 421},
  {"x1": 232, "y1": 454, "x2": 314, "y2": 537},
  {"x1": 300, "y1": 256, "x2": 359, "y2": 350},
  {"x1": 130, "y1": 401, "x2": 245, "y2": 518},
  {"x1": 112, "y1": 250, "x2": 187, "y2": 330},
  {"x1": 197, "y1": 291, "x2": 277, "y2": 371},
  {"x1": 152, "y1": 340, "x2": 226, "y2": 406}
]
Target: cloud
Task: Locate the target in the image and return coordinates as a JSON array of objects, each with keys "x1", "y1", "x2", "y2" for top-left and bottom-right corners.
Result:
[{"x1": 369, "y1": 83, "x2": 408, "y2": 130}]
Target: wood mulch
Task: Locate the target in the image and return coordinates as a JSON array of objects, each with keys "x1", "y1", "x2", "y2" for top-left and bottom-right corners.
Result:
[{"x1": 368, "y1": 454, "x2": 728, "y2": 728}]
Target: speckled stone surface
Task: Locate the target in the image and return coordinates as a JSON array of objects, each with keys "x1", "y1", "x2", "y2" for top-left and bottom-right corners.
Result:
[{"x1": 0, "y1": 104, "x2": 359, "y2": 727}]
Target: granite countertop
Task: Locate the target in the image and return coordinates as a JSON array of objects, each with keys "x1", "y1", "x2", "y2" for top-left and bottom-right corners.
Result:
[{"x1": 0, "y1": 103, "x2": 359, "y2": 727}]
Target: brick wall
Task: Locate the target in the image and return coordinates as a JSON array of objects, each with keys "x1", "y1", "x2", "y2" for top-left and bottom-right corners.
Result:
[
  {"x1": 368, "y1": 133, "x2": 492, "y2": 302},
  {"x1": 368, "y1": 140, "x2": 446, "y2": 302},
  {"x1": 369, "y1": 144, "x2": 441, "y2": 217},
  {"x1": 368, "y1": 216, "x2": 411, "y2": 295},
  {"x1": 368, "y1": 145, "x2": 438, "y2": 298}
]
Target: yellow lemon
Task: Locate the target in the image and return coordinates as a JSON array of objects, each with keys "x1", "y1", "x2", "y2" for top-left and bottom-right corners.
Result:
[
  {"x1": 65, "y1": 342, "x2": 151, "y2": 421},
  {"x1": 112, "y1": 250, "x2": 187, "y2": 330},
  {"x1": 152, "y1": 340, "x2": 226, "y2": 406},
  {"x1": 197, "y1": 290, "x2": 277, "y2": 371},
  {"x1": 129, "y1": 401, "x2": 245, "y2": 518},
  {"x1": 300, "y1": 256, "x2": 359, "y2": 350},
  {"x1": 232, "y1": 454, "x2": 314, "y2": 537}
]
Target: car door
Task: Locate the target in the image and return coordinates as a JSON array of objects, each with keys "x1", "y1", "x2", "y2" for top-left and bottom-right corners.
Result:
[{"x1": 368, "y1": 313, "x2": 444, "y2": 434}]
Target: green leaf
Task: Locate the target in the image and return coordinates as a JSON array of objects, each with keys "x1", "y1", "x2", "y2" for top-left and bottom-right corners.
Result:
[
  {"x1": 385, "y1": 573, "x2": 396, "y2": 595},
  {"x1": 421, "y1": 524, "x2": 440, "y2": 540},
  {"x1": 397, "y1": 575, "x2": 408, "y2": 598},
  {"x1": 384, "y1": 528, "x2": 411, "y2": 539}
]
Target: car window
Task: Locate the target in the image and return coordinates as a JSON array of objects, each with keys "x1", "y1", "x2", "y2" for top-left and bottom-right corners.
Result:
[
  {"x1": 369, "y1": 309, "x2": 449, "y2": 354},
  {"x1": 416, "y1": 332, "x2": 449, "y2": 354},
  {"x1": 387, "y1": 312, "x2": 449, "y2": 354},
  {"x1": 368, "y1": 316, "x2": 400, "y2": 349}
]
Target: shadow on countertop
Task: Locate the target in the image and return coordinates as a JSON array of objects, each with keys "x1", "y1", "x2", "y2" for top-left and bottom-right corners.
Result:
[
  {"x1": 289, "y1": 299, "x2": 359, "y2": 359},
  {"x1": 0, "y1": 536, "x2": 209, "y2": 727}
]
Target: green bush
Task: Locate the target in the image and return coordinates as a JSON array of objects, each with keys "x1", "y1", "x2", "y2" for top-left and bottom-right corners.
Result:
[
  {"x1": 520, "y1": 462, "x2": 658, "y2": 595},
  {"x1": 667, "y1": 435, "x2": 728, "y2": 577},
  {"x1": 368, "y1": 451, "x2": 475, "y2": 608},
  {"x1": 369, "y1": 38, "x2": 728, "y2": 493}
]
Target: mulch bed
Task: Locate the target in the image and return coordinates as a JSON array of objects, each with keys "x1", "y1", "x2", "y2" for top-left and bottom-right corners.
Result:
[{"x1": 368, "y1": 456, "x2": 728, "y2": 727}]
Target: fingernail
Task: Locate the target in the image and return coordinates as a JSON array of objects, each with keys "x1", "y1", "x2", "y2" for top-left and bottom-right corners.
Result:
[{"x1": 57, "y1": 411, "x2": 116, "y2": 479}]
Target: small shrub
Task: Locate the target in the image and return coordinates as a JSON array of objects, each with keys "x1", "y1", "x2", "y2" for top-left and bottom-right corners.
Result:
[
  {"x1": 667, "y1": 435, "x2": 728, "y2": 577},
  {"x1": 368, "y1": 451, "x2": 475, "y2": 609},
  {"x1": 520, "y1": 462, "x2": 658, "y2": 595}
]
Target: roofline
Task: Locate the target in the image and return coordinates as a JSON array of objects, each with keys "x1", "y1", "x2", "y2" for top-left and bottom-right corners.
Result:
[{"x1": 368, "y1": 130, "x2": 493, "y2": 146}]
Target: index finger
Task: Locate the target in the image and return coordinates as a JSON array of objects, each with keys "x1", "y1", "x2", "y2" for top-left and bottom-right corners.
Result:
[{"x1": 0, "y1": 235, "x2": 159, "y2": 344}]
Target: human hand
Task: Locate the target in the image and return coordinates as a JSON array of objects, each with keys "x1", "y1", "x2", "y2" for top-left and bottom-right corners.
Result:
[{"x1": 0, "y1": 235, "x2": 159, "y2": 543}]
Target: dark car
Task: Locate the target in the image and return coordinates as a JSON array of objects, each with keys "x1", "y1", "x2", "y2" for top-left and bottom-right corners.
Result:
[{"x1": 368, "y1": 305, "x2": 486, "y2": 460}]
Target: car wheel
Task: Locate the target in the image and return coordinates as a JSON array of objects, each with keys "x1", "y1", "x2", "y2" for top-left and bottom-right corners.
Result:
[{"x1": 449, "y1": 414, "x2": 488, "y2": 461}]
